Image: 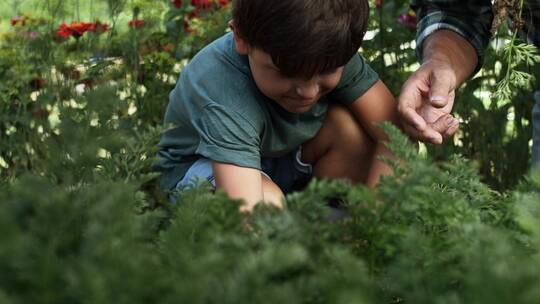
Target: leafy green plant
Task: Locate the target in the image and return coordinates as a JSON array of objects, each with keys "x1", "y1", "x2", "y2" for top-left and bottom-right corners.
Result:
[{"x1": 2, "y1": 124, "x2": 540, "y2": 303}]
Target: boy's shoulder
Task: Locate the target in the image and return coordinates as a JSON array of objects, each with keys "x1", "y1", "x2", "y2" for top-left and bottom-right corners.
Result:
[
  {"x1": 175, "y1": 32, "x2": 267, "y2": 121},
  {"x1": 329, "y1": 53, "x2": 379, "y2": 105},
  {"x1": 186, "y1": 32, "x2": 251, "y2": 83}
]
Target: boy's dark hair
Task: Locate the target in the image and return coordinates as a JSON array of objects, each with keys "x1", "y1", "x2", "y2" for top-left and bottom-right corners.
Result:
[{"x1": 232, "y1": 0, "x2": 370, "y2": 79}]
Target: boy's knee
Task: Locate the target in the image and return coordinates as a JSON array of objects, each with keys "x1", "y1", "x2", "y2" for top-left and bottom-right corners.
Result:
[{"x1": 326, "y1": 105, "x2": 373, "y2": 151}]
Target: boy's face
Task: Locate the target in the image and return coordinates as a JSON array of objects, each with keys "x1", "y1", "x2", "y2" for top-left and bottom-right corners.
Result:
[
  {"x1": 232, "y1": 26, "x2": 344, "y2": 114},
  {"x1": 247, "y1": 48, "x2": 344, "y2": 113}
]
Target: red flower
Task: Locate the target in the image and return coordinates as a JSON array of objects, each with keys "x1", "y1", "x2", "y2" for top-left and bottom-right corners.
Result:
[
  {"x1": 89, "y1": 21, "x2": 110, "y2": 33},
  {"x1": 398, "y1": 11, "x2": 417, "y2": 29},
  {"x1": 374, "y1": 0, "x2": 383, "y2": 8},
  {"x1": 191, "y1": 0, "x2": 213, "y2": 9},
  {"x1": 181, "y1": 0, "x2": 228, "y2": 33},
  {"x1": 172, "y1": 0, "x2": 182, "y2": 8},
  {"x1": 55, "y1": 21, "x2": 109, "y2": 40},
  {"x1": 11, "y1": 16, "x2": 25, "y2": 26},
  {"x1": 128, "y1": 19, "x2": 145, "y2": 29},
  {"x1": 57, "y1": 22, "x2": 93, "y2": 38},
  {"x1": 57, "y1": 23, "x2": 72, "y2": 39}
]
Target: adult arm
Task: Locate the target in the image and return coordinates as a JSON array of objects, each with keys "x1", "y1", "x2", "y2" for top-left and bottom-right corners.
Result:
[{"x1": 399, "y1": 0, "x2": 493, "y2": 143}]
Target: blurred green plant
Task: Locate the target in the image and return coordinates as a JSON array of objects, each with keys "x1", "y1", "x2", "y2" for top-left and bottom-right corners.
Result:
[{"x1": 1, "y1": 123, "x2": 540, "y2": 303}]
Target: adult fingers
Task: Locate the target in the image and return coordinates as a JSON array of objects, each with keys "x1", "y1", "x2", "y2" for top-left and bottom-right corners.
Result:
[
  {"x1": 399, "y1": 105, "x2": 427, "y2": 131},
  {"x1": 443, "y1": 120, "x2": 460, "y2": 138},
  {"x1": 403, "y1": 121, "x2": 443, "y2": 144},
  {"x1": 425, "y1": 114, "x2": 460, "y2": 141},
  {"x1": 430, "y1": 113, "x2": 458, "y2": 134},
  {"x1": 398, "y1": 76, "x2": 426, "y2": 130}
]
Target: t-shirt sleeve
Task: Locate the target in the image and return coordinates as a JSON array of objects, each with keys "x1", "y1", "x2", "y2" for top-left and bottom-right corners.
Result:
[
  {"x1": 328, "y1": 53, "x2": 379, "y2": 105},
  {"x1": 193, "y1": 103, "x2": 262, "y2": 170}
]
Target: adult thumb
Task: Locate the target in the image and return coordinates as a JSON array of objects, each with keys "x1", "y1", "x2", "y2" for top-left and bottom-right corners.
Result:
[{"x1": 429, "y1": 72, "x2": 454, "y2": 108}]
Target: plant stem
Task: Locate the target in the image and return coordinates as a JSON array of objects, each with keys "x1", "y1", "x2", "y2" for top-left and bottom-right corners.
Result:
[{"x1": 503, "y1": 0, "x2": 524, "y2": 80}]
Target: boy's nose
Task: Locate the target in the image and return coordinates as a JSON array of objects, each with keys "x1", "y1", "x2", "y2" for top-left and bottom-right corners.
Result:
[{"x1": 295, "y1": 80, "x2": 320, "y2": 100}]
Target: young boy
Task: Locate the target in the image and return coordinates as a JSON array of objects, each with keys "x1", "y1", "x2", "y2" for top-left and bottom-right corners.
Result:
[{"x1": 155, "y1": 0, "x2": 400, "y2": 212}]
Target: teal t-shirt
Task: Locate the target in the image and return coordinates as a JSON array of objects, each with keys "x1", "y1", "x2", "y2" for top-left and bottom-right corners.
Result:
[{"x1": 155, "y1": 32, "x2": 379, "y2": 190}]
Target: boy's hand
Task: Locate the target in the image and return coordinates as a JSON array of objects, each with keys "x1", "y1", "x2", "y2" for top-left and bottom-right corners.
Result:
[{"x1": 212, "y1": 161, "x2": 284, "y2": 212}]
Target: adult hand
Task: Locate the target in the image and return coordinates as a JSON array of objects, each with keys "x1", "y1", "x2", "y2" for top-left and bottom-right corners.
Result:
[
  {"x1": 398, "y1": 30, "x2": 478, "y2": 144},
  {"x1": 398, "y1": 59, "x2": 459, "y2": 144}
]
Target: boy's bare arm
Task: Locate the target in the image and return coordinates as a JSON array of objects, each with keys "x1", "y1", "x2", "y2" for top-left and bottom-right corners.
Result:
[
  {"x1": 212, "y1": 161, "x2": 283, "y2": 212},
  {"x1": 347, "y1": 80, "x2": 401, "y2": 187}
]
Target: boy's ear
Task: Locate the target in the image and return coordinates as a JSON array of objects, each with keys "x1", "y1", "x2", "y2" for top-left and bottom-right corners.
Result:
[{"x1": 229, "y1": 20, "x2": 249, "y2": 55}]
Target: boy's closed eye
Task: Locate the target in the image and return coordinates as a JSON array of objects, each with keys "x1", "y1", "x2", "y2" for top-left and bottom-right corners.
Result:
[{"x1": 267, "y1": 66, "x2": 290, "y2": 78}]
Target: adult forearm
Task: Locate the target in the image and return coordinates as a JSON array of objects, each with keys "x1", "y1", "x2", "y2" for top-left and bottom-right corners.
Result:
[{"x1": 422, "y1": 29, "x2": 478, "y2": 87}]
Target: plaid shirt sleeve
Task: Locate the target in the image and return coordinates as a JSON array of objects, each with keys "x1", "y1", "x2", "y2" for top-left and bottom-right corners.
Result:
[{"x1": 411, "y1": 0, "x2": 494, "y2": 73}]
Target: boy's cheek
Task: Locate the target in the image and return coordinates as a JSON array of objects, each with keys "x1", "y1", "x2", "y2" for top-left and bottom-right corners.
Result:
[{"x1": 317, "y1": 69, "x2": 344, "y2": 93}]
